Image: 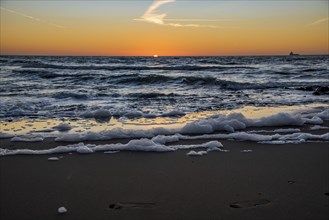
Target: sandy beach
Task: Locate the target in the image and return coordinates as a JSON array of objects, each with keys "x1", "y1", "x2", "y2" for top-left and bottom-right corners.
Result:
[
  {"x1": 1, "y1": 0, "x2": 328, "y2": 219},
  {"x1": 1, "y1": 137, "x2": 328, "y2": 220}
]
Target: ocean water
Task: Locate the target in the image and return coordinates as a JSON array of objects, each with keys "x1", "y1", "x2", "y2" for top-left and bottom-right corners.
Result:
[
  {"x1": 1, "y1": 56, "x2": 329, "y2": 154},
  {"x1": 1, "y1": 55, "x2": 328, "y2": 120}
]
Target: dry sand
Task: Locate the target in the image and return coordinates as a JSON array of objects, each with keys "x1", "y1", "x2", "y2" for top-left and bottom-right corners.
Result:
[{"x1": 0, "y1": 138, "x2": 328, "y2": 220}]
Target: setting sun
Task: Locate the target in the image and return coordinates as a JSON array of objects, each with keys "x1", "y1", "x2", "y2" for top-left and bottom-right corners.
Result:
[
  {"x1": 1, "y1": 0, "x2": 327, "y2": 56},
  {"x1": 0, "y1": 1, "x2": 328, "y2": 219}
]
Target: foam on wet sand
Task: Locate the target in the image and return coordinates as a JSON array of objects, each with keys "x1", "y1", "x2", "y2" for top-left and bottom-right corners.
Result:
[
  {"x1": 0, "y1": 138, "x2": 328, "y2": 220},
  {"x1": 0, "y1": 106, "x2": 328, "y2": 219}
]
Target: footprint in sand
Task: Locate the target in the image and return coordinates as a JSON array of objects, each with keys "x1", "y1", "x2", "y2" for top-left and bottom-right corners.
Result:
[
  {"x1": 109, "y1": 202, "x2": 155, "y2": 210},
  {"x1": 230, "y1": 199, "x2": 271, "y2": 208}
]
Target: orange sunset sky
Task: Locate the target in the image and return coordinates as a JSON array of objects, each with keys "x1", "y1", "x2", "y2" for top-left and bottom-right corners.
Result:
[{"x1": 1, "y1": 0, "x2": 328, "y2": 56}]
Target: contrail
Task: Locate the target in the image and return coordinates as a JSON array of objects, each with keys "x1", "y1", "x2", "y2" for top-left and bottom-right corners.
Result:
[
  {"x1": 1, "y1": 7, "x2": 65, "y2": 29},
  {"x1": 135, "y1": 0, "x2": 232, "y2": 28}
]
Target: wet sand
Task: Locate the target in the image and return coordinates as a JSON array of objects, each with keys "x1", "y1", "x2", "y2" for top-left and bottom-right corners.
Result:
[{"x1": 0, "y1": 139, "x2": 328, "y2": 220}]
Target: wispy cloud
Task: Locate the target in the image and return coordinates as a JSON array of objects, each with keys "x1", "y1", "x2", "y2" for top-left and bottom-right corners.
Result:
[
  {"x1": 1, "y1": 7, "x2": 65, "y2": 29},
  {"x1": 139, "y1": 0, "x2": 175, "y2": 25},
  {"x1": 134, "y1": 0, "x2": 230, "y2": 28},
  {"x1": 164, "y1": 19, "x2": 234, "y2": 22},
  {"x1": 309, "y1": 17, "x2": 328, "y2": 26}
]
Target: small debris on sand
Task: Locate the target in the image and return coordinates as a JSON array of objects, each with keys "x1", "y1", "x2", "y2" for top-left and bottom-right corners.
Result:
[
  {"x1": 48, "y1": 157, "x2": 59, "y2": 161},
  {"x1": 57, "y1": 206, "x2": 67, "y2": 214}
]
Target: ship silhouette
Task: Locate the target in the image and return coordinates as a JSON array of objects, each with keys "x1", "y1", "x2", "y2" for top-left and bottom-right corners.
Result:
[{"x1": 289, "y1": 51, "x2": 300, "y2": 56}]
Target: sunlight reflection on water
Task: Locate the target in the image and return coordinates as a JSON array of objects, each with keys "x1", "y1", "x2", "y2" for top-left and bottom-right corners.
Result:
[{"x1": 1, "y1": 104, "x2": 327, "y2": 137}]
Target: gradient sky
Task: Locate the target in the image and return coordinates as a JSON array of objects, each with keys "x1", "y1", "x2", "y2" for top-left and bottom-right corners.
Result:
[{"x1": 1, "y1": 0, "x2": 328, "y2": 56}]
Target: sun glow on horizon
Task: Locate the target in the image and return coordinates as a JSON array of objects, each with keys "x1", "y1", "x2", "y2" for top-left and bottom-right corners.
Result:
[{"x1": 0, "y1": 1, "x2": 328, "y2": 56}]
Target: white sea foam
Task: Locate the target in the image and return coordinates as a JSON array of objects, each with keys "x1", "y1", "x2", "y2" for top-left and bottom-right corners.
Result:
[
  {"x1": 48, "y1": 157, "x2": 59, "y2": 161},
  {"x1": 259, "y1": 140, "x2": 289, "y2": 145},
  {"x1": 76, "y1": 145, "x2": 94, "y2": 154},
  {"x1": 104, "y1": 150, "x2": 120, "y2": 154},
  {"x1": 249, "y1": 128, "x2": 301, "y2": 133},
  {"x1": 304, "y1": 116, "x2": 323, "y2": 125},
  {"x1": 187, "y1": 150, "x2": 207, "y2": 156},
  {"x1": 180, "y1": 112, "x2": 309, "y2": 135},
  {"x1": 316, "y1": 109, "x2": 329, "y2": 120},
  {"x1": 11, "y1": 136, "x2": 44, "y2": 142},
  {"x1": 54, "y1": 128, "x2": 156, "y2": 142},
  {"x1": 305, "y1": 109, "x2": 329, "y2": 120},
  {"x1": 151, "y1": 135, "x2": 180, "y2": 144},
  {"x1": 5, "y1": 109, "x2": 329, "y2": 148},
  {"x1": 42, "y1": 109, "x2": 329, "y2": 144},
  {"x1": 310, "y1": 125, "x2": 329, "y2": 130},
  {"x1": 173, "y1": 131, "x2": 329, "y2": 144},
  {"x1": 204, "y1": 141, "x2": 224, "y2": 152},
  {"x1": 186, "y1": 142, "x2": 225, "y2": 156},
  {"x1": 181, "y1": 122, "x2": 213, "y2": 134},
  {"x1": 1, "y1": 131, "x2": 328, "y2": 156},
  {"x1": 203, "y1": 140, "x2": 223, "y2": 148},
  {"x1": 182, "y1": 115, "x2": 248, "y2": 134},
  {"x1": 250, "y1": 112, "x2": 306, "y2": 127},
  {"x1": 175, "y1": 132, "x2": 273, "y2": 142},
  {"x1": 273, "y1": 128, "x2": 302, "y2": 133},
  {"x1": 259, "y1": 140, "x2": 306, "y2": 144},
  {"x1": 0, "y1": 139, "x2": 224, "y2": 156},
  {"x1": 278, "y1": 132, "x2": 329, "y2": 141}
]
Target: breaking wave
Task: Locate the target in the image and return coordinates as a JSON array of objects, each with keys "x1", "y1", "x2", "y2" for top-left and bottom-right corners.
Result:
[{"x1": 1, "y1": 55, "x2": 328, "y2": 120}]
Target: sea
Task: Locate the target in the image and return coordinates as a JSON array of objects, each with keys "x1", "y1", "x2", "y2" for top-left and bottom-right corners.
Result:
[{"x1": 0, "y1": 55, "x2": 328, "y2": 155}]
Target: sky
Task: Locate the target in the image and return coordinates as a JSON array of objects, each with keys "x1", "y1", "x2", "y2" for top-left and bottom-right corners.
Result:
[{"x1": 1, "y1": 0, "x2": 328, "y2": 56}]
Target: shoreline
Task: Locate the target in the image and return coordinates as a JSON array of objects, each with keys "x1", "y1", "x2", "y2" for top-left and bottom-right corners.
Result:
[
  {"x1": 1, "y1": 140, "x2": 328, "y2": 220},
  {"x1": 1, "y1": 105, "x2": 328, "y2": 219},
  {"x1": 1, "y1": 104, "x2": 328, "y2": 140}
]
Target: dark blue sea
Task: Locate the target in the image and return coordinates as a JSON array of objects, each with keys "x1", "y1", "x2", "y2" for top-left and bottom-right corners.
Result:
[{"x1": 0, "y1": 55, "x2": 328, "y2": 120}]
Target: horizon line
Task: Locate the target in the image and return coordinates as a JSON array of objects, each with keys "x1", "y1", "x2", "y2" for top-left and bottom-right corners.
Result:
[{"x1": 1, "y1": 53, "x2": 328, "y2": 57}]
